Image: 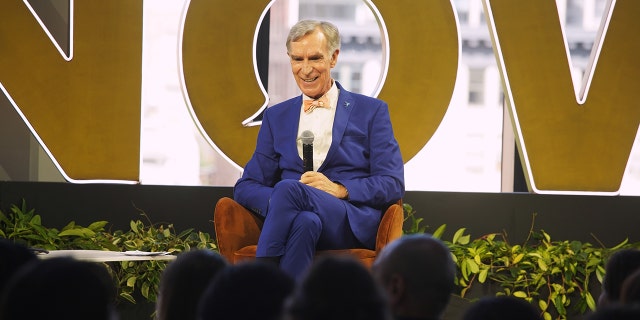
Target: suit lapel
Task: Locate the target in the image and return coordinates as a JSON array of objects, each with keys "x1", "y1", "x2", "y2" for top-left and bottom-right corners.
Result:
[
  {"x1": 286, "y1": 96, "x2": 303, "y2": 162},
  {"x1": 320, "y1": 85, "x2": 354, "y2": 171}
]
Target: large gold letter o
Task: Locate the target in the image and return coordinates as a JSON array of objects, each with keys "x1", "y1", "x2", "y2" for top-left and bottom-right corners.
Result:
[{"x1": 181, "y1": 0, "x2": 458, "y2": 166}]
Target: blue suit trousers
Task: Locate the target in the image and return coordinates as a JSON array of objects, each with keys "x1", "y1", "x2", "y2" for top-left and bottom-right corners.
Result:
[{"x1": 256, "y1": 179, "x2": 361, "y2": 279}]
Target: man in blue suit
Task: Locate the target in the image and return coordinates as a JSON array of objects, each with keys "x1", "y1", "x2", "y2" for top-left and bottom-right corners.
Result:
[{"x1": 234, "y1": 19, "x2": 404, "y2": 279}]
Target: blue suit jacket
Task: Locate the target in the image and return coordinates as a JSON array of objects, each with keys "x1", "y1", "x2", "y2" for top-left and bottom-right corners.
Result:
[{"x1": 234, "y1": 82, "x2": 405, "y2": 249}]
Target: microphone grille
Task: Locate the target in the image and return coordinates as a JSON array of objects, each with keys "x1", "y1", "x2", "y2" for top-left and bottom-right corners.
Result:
[{"x1": 300, "y1": 130, "x2": 314, "y2": 144}]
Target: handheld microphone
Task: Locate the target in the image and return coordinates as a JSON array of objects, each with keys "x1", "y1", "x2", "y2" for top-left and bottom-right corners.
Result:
[{"x1": 300, "y1": 130, "x2": 314, "y2": 172}]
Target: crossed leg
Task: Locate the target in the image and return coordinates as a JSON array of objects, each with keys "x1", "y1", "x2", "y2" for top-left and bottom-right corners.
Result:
[{"x1": 256, "y1": 179, "x2": 361, "y2": 279}]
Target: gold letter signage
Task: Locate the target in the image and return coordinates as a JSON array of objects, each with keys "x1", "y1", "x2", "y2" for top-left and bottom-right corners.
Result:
[
  {"x1": 2, "y1": 0, "x2": 639, "y2": 194},
  {"x1": 0, "y1": 0, "x2": 143, "y2": 182},
  {"x1": 484, "y1": 0, "x2": 640, "y2": 194}
]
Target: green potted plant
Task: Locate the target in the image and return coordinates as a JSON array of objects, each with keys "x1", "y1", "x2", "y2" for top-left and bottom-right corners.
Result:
[
  {"x1": 402, "y1": 204, "x2": 640, "y2": 320},
  {"x1": 0, "y1": 200, "x2": 216, "y2": 306}
]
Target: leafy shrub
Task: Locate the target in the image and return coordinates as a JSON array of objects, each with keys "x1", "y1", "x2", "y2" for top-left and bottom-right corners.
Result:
[
  {"x1": 403, "y1": 205, "x2": 640, "y2": 320},
  {"x1": 0, "y1": 200, "x2": 216, "y2": 304}
]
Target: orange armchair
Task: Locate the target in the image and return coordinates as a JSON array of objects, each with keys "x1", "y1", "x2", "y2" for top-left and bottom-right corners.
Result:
[{"x1": 213, "y1": 197, "x2": 404, "y2": 267}]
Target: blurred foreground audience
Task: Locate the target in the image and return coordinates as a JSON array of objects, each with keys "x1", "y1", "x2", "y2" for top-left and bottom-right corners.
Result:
[
  {"x1": 586, "y1": 304, "x2": 640, "y2": 320},
  {"x1": 0, "y1": 239, "x2": 36, "y2": 296},
  {"x1": 198, "y1": 260, "x2": 295, "y2": 320},
  {"x1": 0, "y1": 256, "x2": 118, "y2": 320},
  {"x1": 372, "y1": 234, "x2": 456, "y2": 320},
  {"x1": 598, "y1": 248, "x2": 640, "y2": 307},
  {"x1": 156, "y1": 249, "x2": 228, "y2": 320},
  {"x1": 620, "y1": 267, "x2": 640, "y2": 305},
  {"x1": 461, "y1": 296, "x2": 541, "y2": 320},
  {"x1": 285, "y1": 255, "x2": 393, "y2": 320}
]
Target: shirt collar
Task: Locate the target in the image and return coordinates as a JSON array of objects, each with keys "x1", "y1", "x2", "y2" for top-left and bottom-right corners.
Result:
[{"x1": 303, "y1": 80, "x2": 339, "y2": 109}]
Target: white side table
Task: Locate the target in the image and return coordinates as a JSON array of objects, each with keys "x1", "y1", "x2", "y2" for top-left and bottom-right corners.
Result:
[{"x1": 37, "y1": 249, "x2": 177, "y2": 262}]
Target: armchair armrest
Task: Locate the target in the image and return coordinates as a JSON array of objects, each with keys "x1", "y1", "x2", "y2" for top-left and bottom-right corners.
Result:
[
  {"x1": 213, "y1": 197, "x2": 264, "y2": 263},
  {"x1": 375, "y1": 201, "x2": 404, "y2": 253}
]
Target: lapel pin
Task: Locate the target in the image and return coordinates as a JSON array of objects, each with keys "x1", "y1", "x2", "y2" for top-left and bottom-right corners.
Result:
[{"x1": 344, "y1": 102, "x2": 350, "y2": 108}]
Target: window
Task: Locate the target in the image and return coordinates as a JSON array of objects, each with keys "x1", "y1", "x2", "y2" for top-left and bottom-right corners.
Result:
[{"x1": 468, "y1": 68, "x2": 485, "y2": 105}]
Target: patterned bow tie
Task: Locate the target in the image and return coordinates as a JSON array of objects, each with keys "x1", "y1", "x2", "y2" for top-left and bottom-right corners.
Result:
[{"x1": 303, "y1": 97, "x2": 329, "y2": 113}]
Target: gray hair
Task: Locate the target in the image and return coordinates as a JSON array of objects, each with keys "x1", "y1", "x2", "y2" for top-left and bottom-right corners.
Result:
[{"x1": 286, "y1": 20, "x2": 341, "y2": 55}]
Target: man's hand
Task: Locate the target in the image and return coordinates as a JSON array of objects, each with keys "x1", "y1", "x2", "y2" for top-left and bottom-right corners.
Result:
[{"x1": 300, "y1": 172, "x2": 349, "y2": 199}]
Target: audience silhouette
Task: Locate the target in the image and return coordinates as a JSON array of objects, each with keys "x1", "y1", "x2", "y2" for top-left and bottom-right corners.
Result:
[
  {"x1": 285, "y1": 255, "x2": 393, "y2": 320},
  {"x1": 598, "y1": 248, "x2": 640, "y2": 307},
  {"x1": 0, "y1": 239, "x2": 36, "y2": 296},
  {"x1": 461, "y1": 296, "x2": 542, "y2": 320},
  {"x1": 586, "y1": 304, "x2": 640, "y2": 320},
  {"x1": 372, "y1": 234, "x2": 455, "y2": 320},
  {"x1": 620, "y1": 267, "x2": 640, "y2": 305},
  {"x1": 156, "y1": 249, "x2": 228, "y2": 320},
  {"x1": 0, "y1": 256, "x2": 118, "y2": 320},
  {"x1": 9, "y1": 236, "x2": 640, "y2": 320},
  {"x1": 198, "y1": 260, "x2": 295, "y2": 320}
]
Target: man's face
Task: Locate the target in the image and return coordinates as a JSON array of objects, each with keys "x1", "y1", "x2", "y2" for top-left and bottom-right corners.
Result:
[{"x1": 288, "y1": 29, "x2": 338, "y2": 99}]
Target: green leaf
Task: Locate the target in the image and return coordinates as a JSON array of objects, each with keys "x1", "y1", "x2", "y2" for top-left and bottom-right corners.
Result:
[
  {"x1": 461, "y1": 260, "x2": 469, "y2": 281},
  {"x1": 528, "y1": 252, "x2": 542, "y2": 259},
  {"x1": 596, "y1": 267, "x2": 605, "y2": 283},
  {"x1": 141, "y1": 282, "x2": 150, "y2": 299},
  {"x1": 432, "y1": 224, "x2": 446, "y2": 239},
  {"x1": 610, "y1": 238, "x2": 629, "y2": 250},
  {"x1": 61, "y1": 221, "x2": 77, "y2": 231},
  {"x1": 29, "y1": 215, "x2": 42, "y2": 226},
  {"x1": 457, "y1": 234, "x2": 470, "y2": 245},
  {"x1": 402, "y1": 203, "x2": 413, "y2": 214},
  {"x1": 452, "y1": 228, "x2": 466, "y2": 244},
  {"x1": 88, "y1": 221, "x2": 108, "y2": 231},
  {"x1": 512, "y1": 253, "x2": 525, "y2": 264},
  {"x1": 478, "y1": 268, "x2": 488, "y2": 283},
  {"x1": 177, "y1": 228, "x2": 193, "y2": 238},
  {"x1": 538, "y1": 259, "x2": 548, "y2": 271},
  {"x1": 466, "y1": 258, "x2": 479, "y2": 273},
  {"x1": 412, "y1": 218, "x2": 425, "y2": 233},
  {"x1": 553, "y1": 295, "x2": 567, "y2": 315},
  {"x1": 513, "y1": 291, "x2": 528, "y2": 298},
  {"x1": 539, "y1": 299, "x2": 548, "y2": 311},
  {"x1": 119, "y1": 292, "x2": 136, "y2": 304},
  {"x1": 126, "y1": 276, "x2": 137, "y2": 288},
  {"x1": 460, "y1": 287, "x2": 469, "y2": 298},
  {"x1": 585, "y1": 292, "x2": 596, "y2": 311},
  {"x1": 58, "y1": 229, "x2": 85, "y2": 237}
]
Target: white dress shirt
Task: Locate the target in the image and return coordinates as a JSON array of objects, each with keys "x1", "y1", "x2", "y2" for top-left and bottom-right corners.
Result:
[{"x1": 297, "y1": 81, "x2": 339, "y2": 171}]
